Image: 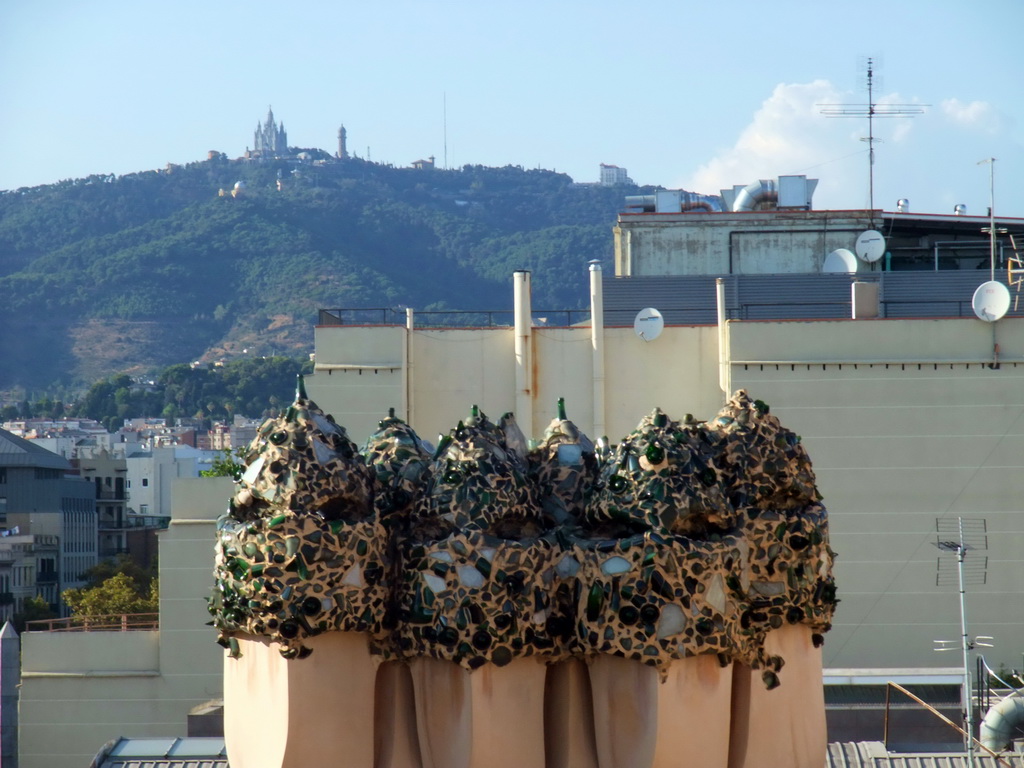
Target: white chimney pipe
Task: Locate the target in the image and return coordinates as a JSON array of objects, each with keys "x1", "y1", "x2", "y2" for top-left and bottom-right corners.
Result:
[
  {"x1": 513, "y1": 270, "x2": 533, "y2": 440},
  {"x1": 589, "y1": 262, "x2": 605, "y2": 439}
]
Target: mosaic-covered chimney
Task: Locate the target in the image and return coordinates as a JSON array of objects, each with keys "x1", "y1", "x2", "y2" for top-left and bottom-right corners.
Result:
[{"x1": 213, "y1": 381, "x2": 836, "y2": 768}]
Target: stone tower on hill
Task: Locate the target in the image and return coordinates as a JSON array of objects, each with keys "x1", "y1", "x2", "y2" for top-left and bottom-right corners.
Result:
[{"x1": 337, "y1": 124, "x2": 348, "y2": 160}]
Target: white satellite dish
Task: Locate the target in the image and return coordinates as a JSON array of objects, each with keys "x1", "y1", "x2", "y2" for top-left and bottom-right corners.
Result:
[
  {"x1": 634, "y1": 307, "x2": 664, "y2": 341},
  {"x1": 972, "y1": 281, "x2": 1011, "y2": 322},
  {"x1": 855, "y1": 230, "x2": 886, "y2": 263},
  {"x1": 823, "y1": 248, "x2": 858, "y2": 274}
]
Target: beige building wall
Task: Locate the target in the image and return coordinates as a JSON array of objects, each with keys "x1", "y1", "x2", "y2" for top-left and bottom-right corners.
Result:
[
  {"x1": 309, "y1": 324, "x2": 725, "y2": 449},
  {"x1": 727, "y1": 317, "x2": 1024, "y2": 670},
  {"x1": 312, "y1": 325, "x2": 406, "y2": 441},
  {"x1": 307, "y1": 315, "x2": 1024, "y2": 673},
  {"x1": 18, "y1": 477, "x2": 231, "y2": 768}
]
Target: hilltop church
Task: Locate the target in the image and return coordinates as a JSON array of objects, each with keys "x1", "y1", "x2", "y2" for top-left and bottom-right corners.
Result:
[{"x1": 248, "y1": 106, "x2": 288, "y2": 158}]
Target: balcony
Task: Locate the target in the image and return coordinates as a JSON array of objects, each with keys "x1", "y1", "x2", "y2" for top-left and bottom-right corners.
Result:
[
  {"x1": 100, "y1": 516, "x2": 170, "y2": 534},
  {"x1": 95, "y1": 490, "x2": 127, "y2": 501},
  {"x1": 36, "y1": 571, "x2": 58, "y2": 585},
  {"x1": 128, "y1": 515, "x2": 170, "y2": 529}
]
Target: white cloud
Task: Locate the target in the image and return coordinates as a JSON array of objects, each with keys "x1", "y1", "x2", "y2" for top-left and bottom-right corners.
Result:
[
  {"x1": 941, "y1": 98, "x2": 1005, "y2": 134},
  {"x1": 681, "y1": 80, "x2": 927, "y2": 209}
]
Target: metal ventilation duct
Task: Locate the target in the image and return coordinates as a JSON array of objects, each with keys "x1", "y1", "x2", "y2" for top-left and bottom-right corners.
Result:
[
  {"x1": 727, "y1": 175, "x2": 817, "y2": 211},
  {"x1": 624, "y1": 190, "x2": 716, "y2": 213},
  {"x1": 732, "y1": 179, "x2": 778, "y2": 211}
]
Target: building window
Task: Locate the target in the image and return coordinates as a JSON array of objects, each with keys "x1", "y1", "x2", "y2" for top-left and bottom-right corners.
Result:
[
  {"x1": 140, "y1": 504, "x2": 149, "y2": 515},
  {"x1": 142, "y1": 478, "x2": 149, "y2": 487}
]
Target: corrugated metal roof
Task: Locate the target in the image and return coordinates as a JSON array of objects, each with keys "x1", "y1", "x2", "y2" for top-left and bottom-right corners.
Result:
[
  {"x1": 826, "y1": 684, "x2": 962, "y2": 707},
  {"x1": 826, "y1": 742, "x2": 1017, "y2": 767}
]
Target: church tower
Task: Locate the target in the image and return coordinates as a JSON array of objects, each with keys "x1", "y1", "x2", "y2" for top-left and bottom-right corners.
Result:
[
  {"x1": 337, "y1": 124, "x2": 348, "y2": 160},
  {"x1": 253, "y1": 106, "x2": 288, "y2": 157}
]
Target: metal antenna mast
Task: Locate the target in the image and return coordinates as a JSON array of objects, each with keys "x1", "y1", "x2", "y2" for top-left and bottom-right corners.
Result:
[
  {"x1": 820, "y1": 58, "x2": 926, "y2": 213},
  {"x1": 933, "y1": 517, "x2": 989, "y2": 768},
  {"x1": 978, "y1": 158, "x2": 1006, "y2": 282}
]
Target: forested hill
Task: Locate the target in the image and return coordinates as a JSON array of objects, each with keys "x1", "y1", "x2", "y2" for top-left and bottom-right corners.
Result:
[{"x1": 0, "y1": 155, "x2": 662, "y2": 391}]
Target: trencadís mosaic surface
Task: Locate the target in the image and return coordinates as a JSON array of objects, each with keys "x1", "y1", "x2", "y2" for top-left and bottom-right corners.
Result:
[{"x1": 210, "y1": 382, "x2": 836, "y2": 685}]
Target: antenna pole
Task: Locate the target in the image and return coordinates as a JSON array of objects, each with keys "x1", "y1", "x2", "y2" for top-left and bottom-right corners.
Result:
[
  {"x1": 819, "y1": 58, "x2": 925, "y2": 214},
  {"x1": 444, "y1": 92, "x2": 448, "y2": 170},
  {"x1": 980, "y1": 158, "x2": 996, "y2": 281},
  {"x1": 954, "y1": 519, "x2": 975, "y2": 768},
  {"x1": 935, "y1": 517, "x2": 988, "y2": 768},
  {"x1": 867, "y1": 61, "x2": 875, "y2": 212}
]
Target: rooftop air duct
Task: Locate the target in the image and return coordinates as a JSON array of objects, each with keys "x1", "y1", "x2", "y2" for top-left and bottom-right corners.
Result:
[
  {"x1": 732, "y1": 179, "x2": 778, "y2": 212},
  {"x1": 624, "y1": 190, "x2": 716, "y2": 213},
  {"x1": 726, "y1": 175, "x2": 817, "y2": 212}
]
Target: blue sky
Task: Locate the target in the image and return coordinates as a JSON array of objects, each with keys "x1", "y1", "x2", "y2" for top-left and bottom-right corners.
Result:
[{"x1": 2, "y1": 0, "x2": 1022, "y2": 216}]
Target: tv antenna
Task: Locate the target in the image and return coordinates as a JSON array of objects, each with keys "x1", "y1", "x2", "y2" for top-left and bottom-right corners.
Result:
[
  {"x1": 820, "y1": 58, "x2": 926, "y2": 214},
  {"x1": 978, "y1": 158, "x2": 1007, "y2": 282},
  {"x1": 933, "y1": 516, "x2": 988, "y2": 768},
  {"x1": 1008, "y1": 234, "x2": 1024, "y2": 311}
]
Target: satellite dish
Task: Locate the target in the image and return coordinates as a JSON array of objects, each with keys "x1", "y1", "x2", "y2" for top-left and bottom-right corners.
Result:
[
  {"x1": 972, "y1": 281, "x2": 1011, "y2": 322},
  {"x1": 855, "y1": 230, "x2": 886, "y2": 263},
  {"x1": 823, "y1": 248, "x2": 858, "y2": 274},
  {"x1": 634, "y1": 307, "x2": 664, "y2": 341}
]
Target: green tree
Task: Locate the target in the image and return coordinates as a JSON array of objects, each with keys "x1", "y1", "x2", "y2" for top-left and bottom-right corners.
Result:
[
  {"x1": 201, "y1": 447, "x2": 246, "y2": 481},
  {"x1": 63, "y1": 572, "x2": 159, "y2": 619},
  {"x1": 80, "y1": 552, "x2": 155, "y2": 592},
  {"x1": 13, "y1": 595, "x2": 58, "y2": 632}
]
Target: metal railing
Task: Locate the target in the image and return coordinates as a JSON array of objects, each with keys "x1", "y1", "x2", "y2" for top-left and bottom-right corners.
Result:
[
  {"x1": 98, "y1": 516, "x2": 170, "y2": 532},
  {"x1": 25, "y1": 612, "x2": 159, "y2": 632},
  {"x1": 318, "y1": 308, "x2": 590, "y2": 328}
]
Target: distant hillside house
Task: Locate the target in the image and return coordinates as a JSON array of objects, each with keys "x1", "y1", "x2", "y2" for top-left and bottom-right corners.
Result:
[
  {"x1": 250, "y1": 106, "x2": 288, "y2": 158},
  {"x1": 599, "y1": 163, "x2": 632, "y2": 186},
  {"x1": 412, "y1": 156, "x2": 435, "y2": 170}
]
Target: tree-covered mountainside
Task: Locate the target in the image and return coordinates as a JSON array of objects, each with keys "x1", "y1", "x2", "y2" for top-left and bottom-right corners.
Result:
[
  {"x1": 5, "y1": 356, "x2": 311, "y2": 430},
  {"x1": 0, "y1": 155, "x2": 656, "y2": 390}
]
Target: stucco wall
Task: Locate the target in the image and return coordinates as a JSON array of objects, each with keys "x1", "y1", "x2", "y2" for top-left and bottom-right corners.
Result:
[
  {"x1": 306, "y1": 316, "x2": 1024, "y2": 674},
  {"x1": 728, "y1": 317, "x2": 1024, "y2": 670}
]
